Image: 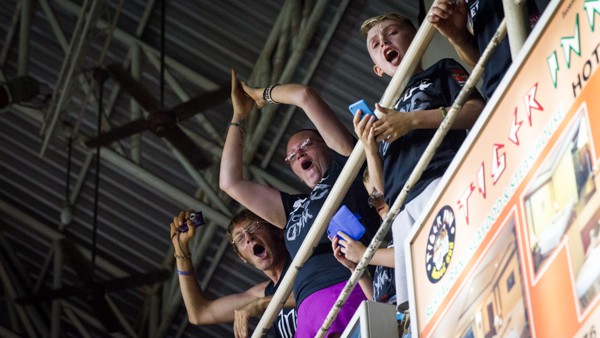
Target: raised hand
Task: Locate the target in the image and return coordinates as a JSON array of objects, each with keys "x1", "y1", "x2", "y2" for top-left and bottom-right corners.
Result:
[
  {"x1": 240, "y1": 81, "x2": 267, "y2": 109},
  {"x1": 170, "y1": 210, "x2": 197, "y2": 257},
  {"x1": 428, "y1": 0, "x2": 470, "y2": 43},
  {"x1": 231, "y1": 69, "x2": 255, "y2": 118}
]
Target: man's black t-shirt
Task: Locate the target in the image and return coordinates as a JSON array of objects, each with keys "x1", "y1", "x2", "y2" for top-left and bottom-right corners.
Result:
[
  {"x1": 280, "y1": 151, "x2": 380, "y2": 306},
  {"x1": 264, "y1": 256, "x2": 297, "y2": 338},
  {"x1": 466, "y1": 0, "x2": 540, "y2": 98}
]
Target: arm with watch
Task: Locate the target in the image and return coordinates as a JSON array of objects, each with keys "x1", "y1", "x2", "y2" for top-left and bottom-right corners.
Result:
[
  {"x1": 240, "y1": 80, "x2": 355, "y2": 157},
  {"x1": 219, "y1": 69, "x2": 287, "y2": 228}
]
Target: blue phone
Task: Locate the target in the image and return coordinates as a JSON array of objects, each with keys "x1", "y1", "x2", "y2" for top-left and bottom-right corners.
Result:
[
  {"x1": 327, "y1": 205, "x2": 365, "y2": 242},
  {"x1": 349, "y1": 99, "x2": 377, "y2": 120}
]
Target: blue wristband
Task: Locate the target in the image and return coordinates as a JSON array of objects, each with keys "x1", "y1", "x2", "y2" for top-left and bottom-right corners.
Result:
[{"x1": 177, "y1": 268, "x2": 194, "y2": 276}]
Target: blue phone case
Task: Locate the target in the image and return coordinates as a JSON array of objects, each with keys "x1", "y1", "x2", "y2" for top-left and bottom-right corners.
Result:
[
  {"x1": 349, "y1": 99, "x2": 377, "y2": 119},
  {"x1": 327, "y1": 205, "x2": 365, "y2": 241}
]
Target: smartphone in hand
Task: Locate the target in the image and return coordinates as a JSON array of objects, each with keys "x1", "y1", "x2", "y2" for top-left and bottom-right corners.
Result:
[{"x1": 349, "y1": 99, "x2": 377, "y2": 120}]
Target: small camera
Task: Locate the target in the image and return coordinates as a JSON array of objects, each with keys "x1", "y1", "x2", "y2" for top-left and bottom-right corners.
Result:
[{"x1": 180, "y1": 211, "x2": 205, "y2": 232}]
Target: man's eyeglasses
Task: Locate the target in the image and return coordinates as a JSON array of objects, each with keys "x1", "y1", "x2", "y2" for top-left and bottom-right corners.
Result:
[
  {"x1": 368, "y1": 190, "x2": 384, "y2": 208},
  {"x1": 284, "y1": 138, "x2": 323, "y2": 165},
  {"x1": 231, "y1": 221, "x2": 265, "y2": 245}
]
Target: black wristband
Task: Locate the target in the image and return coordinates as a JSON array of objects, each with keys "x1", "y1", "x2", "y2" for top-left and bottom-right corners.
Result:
[{"x1": 263, "y1": 84, "x2": 279, "y2": 104}]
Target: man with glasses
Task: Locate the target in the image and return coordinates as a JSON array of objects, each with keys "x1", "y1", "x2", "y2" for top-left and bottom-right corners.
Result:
[
  {"x1": 220, "y1": 70, "x2": 381, "y2": 337},
  {"x1": 170, "y1": 209, "x2": 296, "y2": 338}
]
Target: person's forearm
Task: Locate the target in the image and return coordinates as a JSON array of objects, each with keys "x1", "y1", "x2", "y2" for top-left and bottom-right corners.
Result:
[
  {"x1": 219, "y1": 116, "x2": 246, "y2": 195},
  {"x1": 176, "y1": 257, "x2": 217, "y2": 324},
  {"x1": 455, "y1": 97, "x2": 485, "y2": 129},
  {"x1": 365, "y1": 148, "x2": 384, "y2": 193},
  {"x1": 268, "y1": 84, "x2": 354, "y2": 155},
  {"x1": 237, "y1": 296, "x2": 273, "y2": 318},
  {"x1": 358, "y1": 273, "x2": 374, "y2": 300},
  {"x1": 407, "y1": 97, "x2": 483, "y2": 131},
  {"x1": 449, "y1": 33, "x2": 481, "y2": 67},
  {"x1": 370, "y1": 247, "x2": 395, "y2": 268}
]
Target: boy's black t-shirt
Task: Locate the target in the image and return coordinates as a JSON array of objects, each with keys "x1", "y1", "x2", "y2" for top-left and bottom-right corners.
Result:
[{"x1": 379, "y1": 58, "x2": 477, "y2": 206}]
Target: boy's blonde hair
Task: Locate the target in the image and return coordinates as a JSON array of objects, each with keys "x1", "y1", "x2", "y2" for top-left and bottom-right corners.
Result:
[{"x1": 360, "y1": 13, "x2": 416, "y2": 37}]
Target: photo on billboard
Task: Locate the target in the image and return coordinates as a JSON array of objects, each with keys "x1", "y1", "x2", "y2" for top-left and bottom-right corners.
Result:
[
  {"x1": 430, "y1": 214, "x2": 530, "y2": 338},
  {"x1": 522, "y1": 107, "x2": 600, "y2": 312}
]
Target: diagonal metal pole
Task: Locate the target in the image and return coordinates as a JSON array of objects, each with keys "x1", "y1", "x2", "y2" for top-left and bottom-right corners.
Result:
[{"x1": 316, "y1": 19, "x2": 508, "y2": 338}]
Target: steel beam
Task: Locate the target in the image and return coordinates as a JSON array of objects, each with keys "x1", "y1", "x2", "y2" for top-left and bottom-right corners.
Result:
[
  {"x1": 260, "y1": 0, "x2": 350, "y2": 167},
  {"x1": 40, "y1": 0, "x2": 104, "y2": 155},
  {"x1": 17, "y1": 0, "x2": 32, "y2": 76}
]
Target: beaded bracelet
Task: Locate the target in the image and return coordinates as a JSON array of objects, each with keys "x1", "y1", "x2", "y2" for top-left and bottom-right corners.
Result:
[
  {"x1": 177, "y1": 268, "x2": 194, "y2": 276},
  {"x1": 263, "y1": 84, "x2": 279, "y2": 104}
]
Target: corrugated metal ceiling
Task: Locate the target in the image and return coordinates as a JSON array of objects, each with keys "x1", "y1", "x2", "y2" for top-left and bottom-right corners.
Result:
[{"x1": 0, "y1": 0, "x2": 422, "y2": 337}]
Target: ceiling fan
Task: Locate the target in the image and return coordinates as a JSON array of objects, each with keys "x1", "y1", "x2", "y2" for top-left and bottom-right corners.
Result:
[
  {"x1": 15, "y1": 238, "x2": 170, "y2": 333},
  {"x1": 83, "y1": 64, "x2": 229, "y2": 169},
  {"x1": 17, "y1": 82, "x2": 171, "y2": 333},
  {"x1": 84, "y1": 0, "x2": 228, "y2": 170}
]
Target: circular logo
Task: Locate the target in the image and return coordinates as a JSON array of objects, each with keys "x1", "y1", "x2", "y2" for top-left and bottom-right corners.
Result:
[{"x1": 425, "y1": 205, "x2": 456, "y2": 283}]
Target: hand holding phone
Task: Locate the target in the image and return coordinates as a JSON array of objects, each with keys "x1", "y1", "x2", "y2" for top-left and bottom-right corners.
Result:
[{"x1": 349, "y1": 99, "x2": 377, "y2": 120}]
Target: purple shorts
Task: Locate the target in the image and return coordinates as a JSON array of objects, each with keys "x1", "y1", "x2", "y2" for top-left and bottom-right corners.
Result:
[{"x1": 295, "y1": 281, "x2": 367, "y2": 338}]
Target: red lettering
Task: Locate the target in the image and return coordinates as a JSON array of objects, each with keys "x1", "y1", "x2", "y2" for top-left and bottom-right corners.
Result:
[
  {"x1": 457, "y1": 182, "x2": 475, "y2": 225},
  {"x1": 524, "y1": 83, "x2": 544, "y2": 126},
  {"x1": 508, "y1": 107, "x2": 523, "y2": 145},
  {"x1": 491, "y1": 144, "x2": 506, "y2": 184}
]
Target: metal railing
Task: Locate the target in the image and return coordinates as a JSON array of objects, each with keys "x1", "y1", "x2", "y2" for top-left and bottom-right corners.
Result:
[{"x1": 252, "y1": 0, "x2": 529, "y2": 336}]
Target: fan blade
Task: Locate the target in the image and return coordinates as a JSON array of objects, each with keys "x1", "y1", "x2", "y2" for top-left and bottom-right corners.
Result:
[
  {"x1": 86, "y1": 289, "x2": 122, "y2": 333},
  {"x1": 169, "y1": 85, "x2": 230, "y2": 121},
  {"x1": 105, "y1": 63, "x2": 163, "y2": 113},
  {"x1": 61, "y1": 239, "x2": 95, "y2": 282},
  {"x1": 102, "y1": 269, "x2": 170, "y2": 292},
  {"x1": 83, "y1": 118, "x2": 150, "y2": 148},
  {"x1": 163, "y1": 125, "x2": 212, "y2": 169},
  {"x1": 15, "y1": 285, "x2": 83, "y2": 304}
]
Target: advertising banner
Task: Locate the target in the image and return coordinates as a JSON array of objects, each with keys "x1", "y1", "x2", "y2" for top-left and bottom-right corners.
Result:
[{"x1": 407, "y1": 0, "x2": 600, "y2": 337}]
